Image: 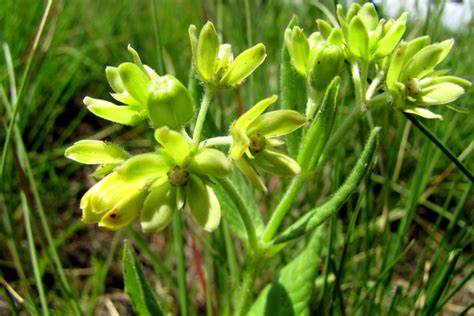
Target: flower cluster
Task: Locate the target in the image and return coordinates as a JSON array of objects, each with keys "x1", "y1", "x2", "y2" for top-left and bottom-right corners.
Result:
[
  {"x1": 386, "y1": 37, "x2": 471, "y2": 118},
  {"x1": 284, "y1": 2, "x2": 470, "y2": 119},
  {"x1": 66, "y1": 22, "x2": 303, "y2": 233}
]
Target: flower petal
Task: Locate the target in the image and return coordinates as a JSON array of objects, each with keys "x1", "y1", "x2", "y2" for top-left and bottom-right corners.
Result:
[
  {"x1": 247, "y1": 110, "x2": 306, "y2": 137},
  {"x1": 154, "y1": 127, "x2": 191, "y2": 165},
  {"x1": 105, "y1": 66, "x2": 124, "y2": 93},
  {"x1": 347, "y1": 16, "x2": 369, "y2": 59},
  {"x1": 116, "y1": 153, "x2": 170, "y2": 182},
  {"x1": 65, "y1": 140, "x2": 129, "y2": 165},
  {"x1": 188, "y1": 148, "x2": 232, "y2": 177},
  {"x1": 185, "y1": 175, "x2": 211, "y2": 230},
  {"x1": 84, "y1": 97, "x2": 143, "y2": 126},
  {"x1": 421, "y1": 82, "x2": 467, "y2": 105},
  {"x1": 235, "y1": 158, "x2": 267, "y2": 193},
  {"x1": 141, "y1": 180, "x2": 175, "y2": 233},
  {"x1": 234, "y1": 95, "x2": 278, "y2": 131},
  {"x1": 99, "y1": 186, "x2": 146, "y2": 231},
  {"x1": 197, "y1": 21, "x2": 219, "y2": 82},
  {"x1": 404, "y1": 107, "x2": 443, "y2": 120},
  {"x1": 230, "y1": 127, "x2": 250, "y2": 160},
  {"x1": 254, "y1": 149, "x2": 301, "y2": 176},
  {"x1": 220, "y1": 43, "x2": 266, "y2": 87},
  {"x1": 117, "y1": 62, "x2": 151, "y2": 105}
]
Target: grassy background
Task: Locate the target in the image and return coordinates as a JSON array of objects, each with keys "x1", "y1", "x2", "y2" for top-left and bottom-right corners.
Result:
[{"x1": 0, "y1": 0, "x2": 472, "y2": 315}]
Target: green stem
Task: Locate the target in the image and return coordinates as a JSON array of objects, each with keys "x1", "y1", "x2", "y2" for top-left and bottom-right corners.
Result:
[
  {"x1": 173, "y1": 212, "x2": 189, "y2": 316},
  {"x1": 192, "y1": 87, "x2": 214, "y2": 145},
  {"x1": 404, "y1": 112, "x2": 473, "y2": 182},
  {"x1": 350, "y1": 62, "x2": 364, "y2": 108},
  {"x1": 217, "y1": 178, "x2": 258, "y2": 250},
  {"x1": 235, "y1": 255, "x2": 261, "y2": 315},
  {"x1": 261, "y1": 175, "x2": 306, "y2": 242}
]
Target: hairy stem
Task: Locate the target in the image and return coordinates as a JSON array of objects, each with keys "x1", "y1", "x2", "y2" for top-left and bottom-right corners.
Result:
[
  {"x1": 192, "y1": 86, "x2": 214, "y2": 145},
  {"x1": 173, "y1": 212, "x2": 189, "y2": 316}
]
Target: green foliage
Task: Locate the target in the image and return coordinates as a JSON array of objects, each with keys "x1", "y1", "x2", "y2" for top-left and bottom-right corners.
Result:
[
  {"x1": 248, "y1": 227, "x2": 324, "y2": 316},
  {"x1": 123, "y1": 241, "x2": 163, "y2": 316}
]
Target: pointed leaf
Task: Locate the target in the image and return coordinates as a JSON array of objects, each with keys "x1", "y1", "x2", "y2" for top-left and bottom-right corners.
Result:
[
  {"x1": 123, "y1": 241, "x2": 164, "y2": 316},
  {"x1": 248, "y1": 227, "x2": 324, "y2": 316}
]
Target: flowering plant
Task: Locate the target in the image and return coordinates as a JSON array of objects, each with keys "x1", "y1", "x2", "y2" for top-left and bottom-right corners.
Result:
[{"x1": 65, "y1": 3, "x2": 470, "y2": 314}]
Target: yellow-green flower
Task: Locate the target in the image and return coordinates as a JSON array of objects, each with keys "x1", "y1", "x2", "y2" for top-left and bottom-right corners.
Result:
[
  {"x1": 85, "y1": 46, "x2": 194, "y2": 130},
  {"x1": 188, "y1": 21, "x2": 266, "y2": 88},
  {"x1": 336, "y1": 2, "x2": 407, "y2": 61},
  {"x1": 229, "y1": 96, "x2": 306, "y2": 192},
  {"x1": 386, "y1": 37, "x2": 471, "y2": 119},
  {"x1": 69, "y1": 128, "x2": 232, "y2": 232},
  {"x1": 285, "y1": 25, "x2": 344, "y2": 92}
]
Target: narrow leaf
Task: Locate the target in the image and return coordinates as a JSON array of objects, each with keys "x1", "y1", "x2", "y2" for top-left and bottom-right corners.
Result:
[{"x1": 123, "y1": 241, "x2": 163, "y2": 316}]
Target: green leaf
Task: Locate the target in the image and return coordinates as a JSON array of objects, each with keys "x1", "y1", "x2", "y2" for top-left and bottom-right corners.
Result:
[
  {"x1": 212, "y1": 169, "x2": 264, "y2": 240},
  {"x1": 123, "y1": 241, "x2": 163, "y2": 316},
  {"x1": 65, "y1": 140, "x2": 129, "y2": 164},
  {"x1": 297, "y1": 77, "x2": 340, "y2": 172},
  {"x1": 274, "y1": 127, "x2": 380, "y2": 244},
  {"x1": 248, "y1": 227, "x2": 324, "y2": 316}
]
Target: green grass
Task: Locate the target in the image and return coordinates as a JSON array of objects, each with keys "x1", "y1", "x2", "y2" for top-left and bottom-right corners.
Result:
[{"x1": 0, "y1": 0, "x2": 472, "y2": 314}]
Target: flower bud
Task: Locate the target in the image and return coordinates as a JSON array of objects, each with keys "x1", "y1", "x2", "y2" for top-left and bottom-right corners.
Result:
[
  {"x1": 188, "y1": 148, "x2": 232, "y2": 178},
  {"x1": 284, "y1": 26, "x2": 309, "y2": 76},
  {"x1": 197, "y1": 21, "x2": 219, "y2": 83},
  {"x1": 81, "y1": 172, "x2": 146, "y2": 230},
  {"x1": 309, "y1": 43, "x2": 344, "y2": 91},
  {"x1": 374, "y1": 13, "x2": 407, "y2": 58},
  {"x1": 147, "y1": 75, "x2": 194, "y2": 130},
  {"x1": 347, "y1": 16, "x2": 369, "y2": 59}
]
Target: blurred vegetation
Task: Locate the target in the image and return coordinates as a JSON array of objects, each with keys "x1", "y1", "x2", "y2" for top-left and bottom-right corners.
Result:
[{"x1": 0, "y1": 0, "x2": 472, "y2": 315}]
